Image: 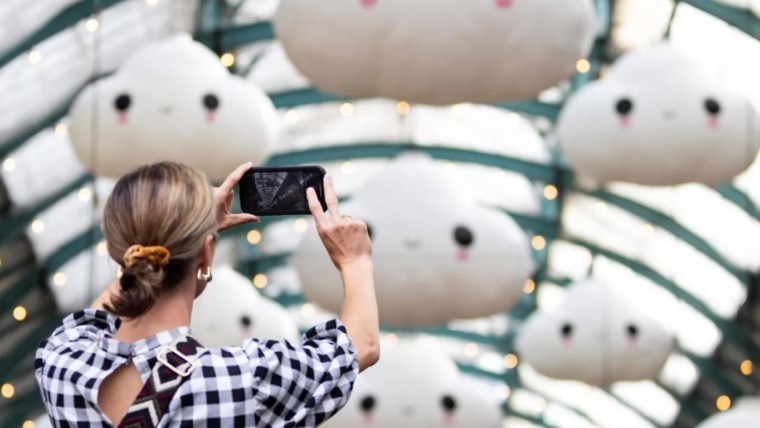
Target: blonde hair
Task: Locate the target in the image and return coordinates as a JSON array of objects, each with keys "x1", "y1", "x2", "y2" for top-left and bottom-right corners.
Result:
[{"x1": 102, "y1": 162, "x2": 217, "y2": 318}]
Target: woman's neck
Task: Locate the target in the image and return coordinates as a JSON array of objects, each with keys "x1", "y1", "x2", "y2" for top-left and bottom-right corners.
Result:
[{"x1": 112, "y1": 279, "x2": 196, "y2": 343}]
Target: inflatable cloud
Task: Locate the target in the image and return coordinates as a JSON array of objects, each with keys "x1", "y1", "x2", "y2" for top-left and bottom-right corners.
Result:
[
  {"x1": 322, "y1": 340, "x2": 501, "y2": 428},
  {"x1": 273, "y1": 0, "x2": 595, "y2": 105},
  {"x1": 697, "y1": 397, "x2": 760, "y2": 428},
  {"x1": 557, "y1": 43, "x2": 760, "y2": 186},
  {"x1": 69, "y1": 36, "x2": 278, "y2": 182},
  {"x1": 191, "y1": 265, "x2": 300, "y2": 347},
  {"x1": 516, "y1": 279, "x2": 675, "y2": 387},
  {"x1": 293, "y1": 153, "x2": 534, "y2": 326}
]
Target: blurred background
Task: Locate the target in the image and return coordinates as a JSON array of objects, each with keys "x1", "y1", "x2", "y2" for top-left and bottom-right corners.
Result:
[{"x1": 1, "y1": 0, "x2": 760, "y2": 427}]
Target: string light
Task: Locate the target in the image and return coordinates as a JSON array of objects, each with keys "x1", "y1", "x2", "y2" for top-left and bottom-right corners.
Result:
[
  {"x1": 53, "y1": 272, "x2": 66, "y2": 287},
  {"x1": 531, "y1": 235, "x2": 546, "y2": 251},
  {"x1": 96, "y1": 241, "x2": 108, "y2": 256},
  {"x1": 13, "y1": 306, "x2": 27, "y2": 322},
  {"x1": 86, "y1": 18, "x2": 100, "y2": 32},
  {"x1": 595, "y1": 201, "x2": 609, "y2": 216},
  {"x1": 341, "y1": 161, "x2": 355, "y2": 175},
  {"x1": 22, "y1": 421, "x2": 34, "y2": 428},
  {"x1": 2, "y1": 158, "x2": 15, "y2": 172},
  {"x1": 146, "y1": 0, "x2": 159, "y2": 5},
  {"x1": 464, "y1": 343, "x2": 479, "y2": 357},
  {"x1": 220, "y1": 53, "x2": 235, "y2": 68},
  {"x1": 340, "y1": 103, "x2": 354, "y2": 116},
  {"x1": 716, "y1": 395, "x2": 731, "y2": 411},
  {"x1": 523, "y1": 279, "x2": 536, "y2": 294},
  {"x1": 0, "y1": 259, "x2": 3, "y2": 268},
  {"x1": 285, "y1": 109, "x2": 300, "y2": 124},
  {"x1": 741, "y1": 360, "x2": 753, "y2": 376},
  {"x1": 396, "y1": 101, "x2": 410, "y2": 115},
  {"x1": 1, "y1": 383, "x2": 14, "y2": 399},
  {"x1": 247, "y1": 230, "x2": 261, "y2": 245},
  {"x1": 543, "y1": 185, "x2": 558, "y2": 200},
  {"x1": 294, "y1": 218, "x2": 308, "y2": 233},
  {"x1": 504, "y1": 354, "x2": 519, "y2": 369},
  {"x1": 301, "y1": 303, "x2": 315, "y2": 317},
  {"x1": 445, "y1": 162, "x2": 457, "y2": 171},
  {"x1": 576, "y1": 59, "x2": 591, "y2": 73},
  {"x1": 30, "y1": 219, "x2": 45, "y2": 234},
  {"x1": 501, "y1": 385, "x2": 512, "y2": 400},
  {"x1": 643, "y1": 223, "x2": 655, "y2": 233},
  {"x1": 385, "y1": 333, "x2": 398, "y2": 344},
  {"x1": 55, "y1": 123, "x2": 67, "y2": 136},
  {"x1": 253, "y1": 274, "x2": 268, "y2": 289},
  {"x1": 78, "y1": 187, "x2": 92, "y2": 202},
  {"x1": 28, "y1": 50, "x2": 41, "y2": 65},
  {"x1": 451, "y1": 103, "x2": 473, "y2": 115}
]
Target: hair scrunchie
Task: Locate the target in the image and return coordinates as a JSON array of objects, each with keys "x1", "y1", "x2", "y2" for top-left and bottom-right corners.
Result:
[{"x1": 123, "y1": 244, "x2": 171, "y2": 268}]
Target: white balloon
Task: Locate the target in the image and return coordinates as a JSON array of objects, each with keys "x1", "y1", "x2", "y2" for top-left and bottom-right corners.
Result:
[
  {"x1": 322, "y1": 340, "x2": 501, "y2": 428},
  {"x1": 516, "y1": 279, "x2": 675, "y2": 387},
  {"x1": 697, "y1": 397, "x2": 760, "y2": 428},
  {"x1": 69, "y1": 36, "x2": 278, "y2": 181},
  {"x1": 557, "y1": 43, "x2": 760, "y2": 186},
  {"x1": 273, "y1": 0, "x2": 596, "y2": 105},
  {"x1": 191, "y1": 265, "x2": 300, "y2": 347},
  {"x1": 293, "y1": 153, "x2": 534, "y2": 326}
]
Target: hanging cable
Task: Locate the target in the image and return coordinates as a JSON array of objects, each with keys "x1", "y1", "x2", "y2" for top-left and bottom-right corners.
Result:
[{"x1": 86, "y1": 0, "x2": 103, "y2": 305}]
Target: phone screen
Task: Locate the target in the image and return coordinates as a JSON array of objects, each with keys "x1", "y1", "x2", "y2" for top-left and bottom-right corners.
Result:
[{"x1": 239, "y1": 167, "x2": 327, "y2": 216}]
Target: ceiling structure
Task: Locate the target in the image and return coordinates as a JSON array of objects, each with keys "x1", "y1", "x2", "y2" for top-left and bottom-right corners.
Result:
[{"x1": 0, "y1": 0, "x2": 759, "y2": 427}]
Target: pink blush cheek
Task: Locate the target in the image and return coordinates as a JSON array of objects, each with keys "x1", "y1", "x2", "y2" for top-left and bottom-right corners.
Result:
[
  {"x1": 360, "y1": 0, "x2": 377, "y2": 7},
  {"x1": 363, "y1": 413, "x2": 374, "y2": 424},
  {"x1": 444, "y1": 412, "x2": 454, "y2": 424},
  {"x1": 206, "y1": 112, "x2": 216, "y2": 123},
  {"x1": 456, "y1": 249, "x2": 470, "y2": 262},
  {"x1": 619, "y1": 117, "x2": 631, "y2": 128},
  {"x1": 708, "y1": 117, "x2": 719, "y2": 129},
  {"x1": 118, "y1": 112, "x2": 128, "y2": 124},
  {"x1": 496, "y1": 0, "x2": 513, "y2": 8},
  {"x1": 562, "y1": 338, "x2": 572, "y2": 349}
]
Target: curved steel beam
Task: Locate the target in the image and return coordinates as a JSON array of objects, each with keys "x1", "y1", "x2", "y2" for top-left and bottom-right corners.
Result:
[
  {"x1": 586, "y1": 189, "x2": 749, "y2": 285},
  {"x1": 0, "y1": 0, "x2": 129, "y2": 70},
  {"x1": 567, "y1": 237, "x2": 760, "y2": 366}
]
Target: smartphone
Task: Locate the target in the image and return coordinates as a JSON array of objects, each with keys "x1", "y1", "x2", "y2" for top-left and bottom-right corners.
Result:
[{"x1": 238, "y1": 166, "x2": 328, "y2": 216}]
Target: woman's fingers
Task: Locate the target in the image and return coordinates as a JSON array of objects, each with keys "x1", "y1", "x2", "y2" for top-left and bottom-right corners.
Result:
[
  {"x1": 324, "y1": 175, "x2": 341, "y2": 220},
  {"x1": 307, "y1": 187, "x2": 327, "y2": 226},
  {"x1": 218, "y1": 162, "x2": 253, "y2": 195}
]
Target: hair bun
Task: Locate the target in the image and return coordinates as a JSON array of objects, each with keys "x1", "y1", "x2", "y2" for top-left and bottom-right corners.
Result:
[{"x1": 123, "y1": 245, "x2": 171, "y2": 268}]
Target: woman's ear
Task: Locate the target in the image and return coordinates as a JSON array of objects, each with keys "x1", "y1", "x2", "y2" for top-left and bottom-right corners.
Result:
[{"x1": 201, "y1": 234, "x2": 217, "y2": 268}]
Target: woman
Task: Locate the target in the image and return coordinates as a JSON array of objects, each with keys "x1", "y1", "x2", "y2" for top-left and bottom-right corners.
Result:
[{"x1": 35, "y1": 162, "x2": 379, "y2": 427}]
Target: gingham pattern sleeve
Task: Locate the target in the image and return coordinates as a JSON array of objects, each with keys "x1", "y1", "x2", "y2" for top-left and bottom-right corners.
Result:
[
  {"x1": 242, "y1": 319, "x2": 359, "y2": 427},
  {"x1": 35, "y1": 309, "x2": 120, "y2": 371}
]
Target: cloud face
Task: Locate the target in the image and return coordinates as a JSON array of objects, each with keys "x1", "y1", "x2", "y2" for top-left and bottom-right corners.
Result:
[
  {"x1": 190, "y1": 265, "x2": 300, "y2": 347},
  {"x1": 69, "y1": 36, "x2": 278, "y2": 181},
  {"x1": 321, "y1": 340, "x2": 501, "y2": 428},
  {"x1": 557, "y1": 43, "x2": 760, "y2": 186},
  {"x1": 273, "y1": 0, "x2": 595, "y2": 105},
  {"x1": 697, "y1": 397, "x2": 760, "y2": 428},
  {"x1": 293, "y1": 153, "x2": 534, "y2": 326},
  {"x1": 516, "y1": 279, "x2": 675, "y2": 387}
]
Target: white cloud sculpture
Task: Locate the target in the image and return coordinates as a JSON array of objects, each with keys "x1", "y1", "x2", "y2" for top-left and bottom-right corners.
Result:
[
  {"x1": 69, "y1": 36, "x2": 278, "y2": 182},
  {"x1": 273, "y1": 0, "x2": 596, "y2": 105},
  {"x1": 557, "y1": 43, "x2": 760, "y2": 186},
  {"x1": 516, "y1": 279, "x2": 675, "y2": 387},
  {"x1": 322, "y1": 339, "x2": 501, "y2": 428},
  {"x1": 191, "y1": 265, "x2": 300, "y2": 347},
  {"x1": 292, "y1": 153, "x2": 534, "y2": 326},
  {"x1": 697, "y1": 397, "x2": 760, "y2": 428}
]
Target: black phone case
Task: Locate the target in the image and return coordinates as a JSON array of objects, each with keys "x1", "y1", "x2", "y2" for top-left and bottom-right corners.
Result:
[{"x1": 238, "y1": 166, "x2": 328, "y2": 216}]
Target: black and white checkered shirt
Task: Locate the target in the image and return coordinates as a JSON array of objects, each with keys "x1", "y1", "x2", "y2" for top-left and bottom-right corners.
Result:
[{"x1": 35, "y1": 310, "x2": 359, "y2": 427}]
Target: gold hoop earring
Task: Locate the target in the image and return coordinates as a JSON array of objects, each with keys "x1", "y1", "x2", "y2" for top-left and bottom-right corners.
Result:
[
  {"x1": 116, "y1": 266, "x2": 123, "y2": 279},
  {"x1": 197, "y1": 266, "x2": 212, "y2": 282}
]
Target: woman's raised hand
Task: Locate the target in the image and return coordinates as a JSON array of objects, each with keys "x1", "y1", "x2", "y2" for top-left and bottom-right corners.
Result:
[
  {"x1": 214, "y1": 162, "x2": 260, "y2": 232},
  {"x1": 306, "y1": 175, "x2": 372, "y2": 271}
]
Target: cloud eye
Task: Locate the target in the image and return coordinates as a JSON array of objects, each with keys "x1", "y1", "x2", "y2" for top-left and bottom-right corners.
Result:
[
  {"x1": 203, "y1": 93, "x2": 220, "y2": 111},
  {"x1": 440, "y1": 395, "x2": 457, "y2": 412},
  {"x1": 627, "y1": 324, "x2": 639, "y2": 339},
  {"x1": 360, "y1": 395, "x2": 376, "y2": 412},
  {"x1": 114, "y1": 94, "x2": 131, "y2": 111},
  {"x1": 615, "y1": 98, "x2": 633, "y2": 116},
  {"x1": 561, "y1": 323, "x2": 573, "y2": 338},
  {"x1": 453, "y1": 226, "x2": 474, "y2": 247},
  {"x1": 240, "y1": 315, "x2": 253, "y2": 328},
  {"x1": 704, "y1": 98, "x2": 721, "y2": 116}
]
